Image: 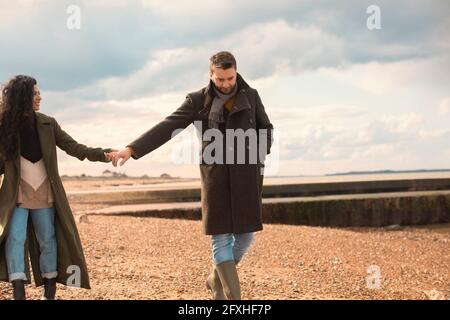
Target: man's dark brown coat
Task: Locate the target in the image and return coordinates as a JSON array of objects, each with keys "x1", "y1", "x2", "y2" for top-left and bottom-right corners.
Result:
[{"x1": 128, "y1": 74, "x2": 274, "y2": 235}]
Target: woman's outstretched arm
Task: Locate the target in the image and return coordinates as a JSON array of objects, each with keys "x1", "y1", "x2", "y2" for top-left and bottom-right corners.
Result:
[{"x1": 53, "y1": 118, "x2": 113, "y2": 162}]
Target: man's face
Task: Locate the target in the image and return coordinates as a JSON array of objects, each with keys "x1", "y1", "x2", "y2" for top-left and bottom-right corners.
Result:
[
  {"x1": 33, "y1": 85, "x2": 41, "y2": 111},
  {"x1": 210, "y1": 66, "x2": 237, "y2": 94}
]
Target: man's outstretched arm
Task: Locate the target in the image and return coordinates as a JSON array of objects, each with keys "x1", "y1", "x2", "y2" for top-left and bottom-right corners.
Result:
[{"x1": 111, "y1": 96, "x2": 196, "y2": 167}]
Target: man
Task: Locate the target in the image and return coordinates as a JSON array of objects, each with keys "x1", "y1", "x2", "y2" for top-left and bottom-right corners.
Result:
[{"x1": 110, "y1": 51, "x2": 273, "y2": 300}]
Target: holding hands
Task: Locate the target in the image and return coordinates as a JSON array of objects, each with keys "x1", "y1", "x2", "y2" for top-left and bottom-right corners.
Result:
[
  {"x1": 105, "y1": 147, "x2": 134, "y2": 167},
  {"x1": 103, "y1": 149, "x2": 118, "y2": 162}
]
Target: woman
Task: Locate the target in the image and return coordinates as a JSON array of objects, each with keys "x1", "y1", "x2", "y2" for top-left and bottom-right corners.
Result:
[{"x1": 0, "y1": 75, "x2": 114, "y2": 300}]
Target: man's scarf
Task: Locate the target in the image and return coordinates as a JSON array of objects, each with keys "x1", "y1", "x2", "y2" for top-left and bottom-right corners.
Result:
[{"x1": 208, "y1": 84, "x2": 238, "y2": 129}]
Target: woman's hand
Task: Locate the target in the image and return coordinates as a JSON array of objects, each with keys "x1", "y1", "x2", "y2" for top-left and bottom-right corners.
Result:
[{"x1": 104, "y1": 149, "x2": 118, "y2": 162}]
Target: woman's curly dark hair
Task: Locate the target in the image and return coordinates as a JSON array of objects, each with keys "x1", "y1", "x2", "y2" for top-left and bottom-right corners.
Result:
[{"x1": 0, "y1": 75, "x2": 37, "y2": 161}]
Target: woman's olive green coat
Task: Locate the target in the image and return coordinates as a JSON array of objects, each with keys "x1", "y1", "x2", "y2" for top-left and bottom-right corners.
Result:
[{"x1": 0, "y1": 112, "x2": 109, "y2": 288}]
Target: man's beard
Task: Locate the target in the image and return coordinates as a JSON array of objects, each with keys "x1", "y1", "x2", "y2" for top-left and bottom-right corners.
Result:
[{"x1": 214, "y1": 83, "x2": 236, "y2": 95}]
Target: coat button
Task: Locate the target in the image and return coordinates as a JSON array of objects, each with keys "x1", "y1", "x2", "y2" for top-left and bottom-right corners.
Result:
[{"x1": 249, "y1": 119, "x2": 253, "y2": 124}]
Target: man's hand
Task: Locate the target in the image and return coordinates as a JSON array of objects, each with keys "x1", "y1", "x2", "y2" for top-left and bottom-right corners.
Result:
[{"x1": 111, "y1": 147, "x2": 134, "y2": 167}]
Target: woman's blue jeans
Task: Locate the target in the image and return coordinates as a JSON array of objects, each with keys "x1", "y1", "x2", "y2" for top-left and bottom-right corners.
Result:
[
  {"x1": 211, "y1": 232, "x2": 254, "y2": 265},
  {"x1": 5, "y1": 206, "x2": 58, "y2": 282}
]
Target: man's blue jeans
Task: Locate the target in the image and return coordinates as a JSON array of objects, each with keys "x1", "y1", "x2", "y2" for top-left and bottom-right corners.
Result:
[
  {"x1": 211, "y1": 233, "x2": 254, "y2": 265},
  {"x1": 5, "y1": 206, "x2": 58, "y2": 282}
]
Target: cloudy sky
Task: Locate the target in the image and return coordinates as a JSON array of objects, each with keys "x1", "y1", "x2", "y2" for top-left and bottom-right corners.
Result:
[{"x1": 1, "y1": 0, "x2": 449, "y2": 177}]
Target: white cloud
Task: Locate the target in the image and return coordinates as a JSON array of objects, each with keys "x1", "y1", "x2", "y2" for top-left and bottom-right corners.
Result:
[
  {"x1": 4, "y1": 1, "x2": 448, "y2": 176},
  {"x1": 418, "y1": 128, "x2": 450, "y2": 139},
  {"x1": 353, "y1": 143, "x2": 395, "y2": 158},
  {"x1": 95, "y1": 47, "x2": 206, "y2": 99},
  {"x1": 379, "y1": 113, "x2": 424, "y2": 134},
  {"x1": 270, "y1": 104, "x2": 366, "y2": 122},
  {"x1": 141, "y1": 0, "x2": 233, "y2": 16},
  {"x1": 83, "y1": 19, "x2": 347, "y2": 100},
  {"x1": 437, "y1": 97, "x2": 450, "y2": 115},
  {"x1": 321, "y1": 55, "x2": 450, "y2": 95}
]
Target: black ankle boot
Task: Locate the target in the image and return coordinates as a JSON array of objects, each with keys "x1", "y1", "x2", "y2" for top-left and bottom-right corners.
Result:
[
  {"x1": 12, "y1": 279, "x2": 26, "y2": 300},
  {"x1": 42, "y1": 278, "x2": 57, "y2": 300}
]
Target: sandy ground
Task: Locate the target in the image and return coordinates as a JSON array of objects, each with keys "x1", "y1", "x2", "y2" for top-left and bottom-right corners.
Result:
[
  {"x1": 0, "y1": 207, "x2": 449, "y2": 300},
  {"x1": 0, "y1": 177, "x2": 449, "y2": 300}
]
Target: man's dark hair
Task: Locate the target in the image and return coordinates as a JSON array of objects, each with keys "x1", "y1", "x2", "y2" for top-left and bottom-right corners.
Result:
[{"x1": 209, "y1": 51, "x2": 237, "y2": 72}]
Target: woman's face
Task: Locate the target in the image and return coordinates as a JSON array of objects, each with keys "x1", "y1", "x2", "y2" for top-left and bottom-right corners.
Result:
[{"x1": 32, "y1": 85, "x2": 41, "y2": 111}]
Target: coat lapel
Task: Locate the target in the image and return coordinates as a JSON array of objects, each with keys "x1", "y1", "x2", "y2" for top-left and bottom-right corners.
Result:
[
  {"x1": 35, "y1": 113, "x2": 53, "y2": 167},
  {"x1": 229, "y1": 89, "x2": 251, "y2": 116},
  {"x1": 13, "y1": 139, "x2": 20, "y2": 171},
  {"x1": 232, "y1": 73, "x2": 252, "y2": 116},
  {"x1": 198, "y1": 81, "x2": 214, "y2": 118}
]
